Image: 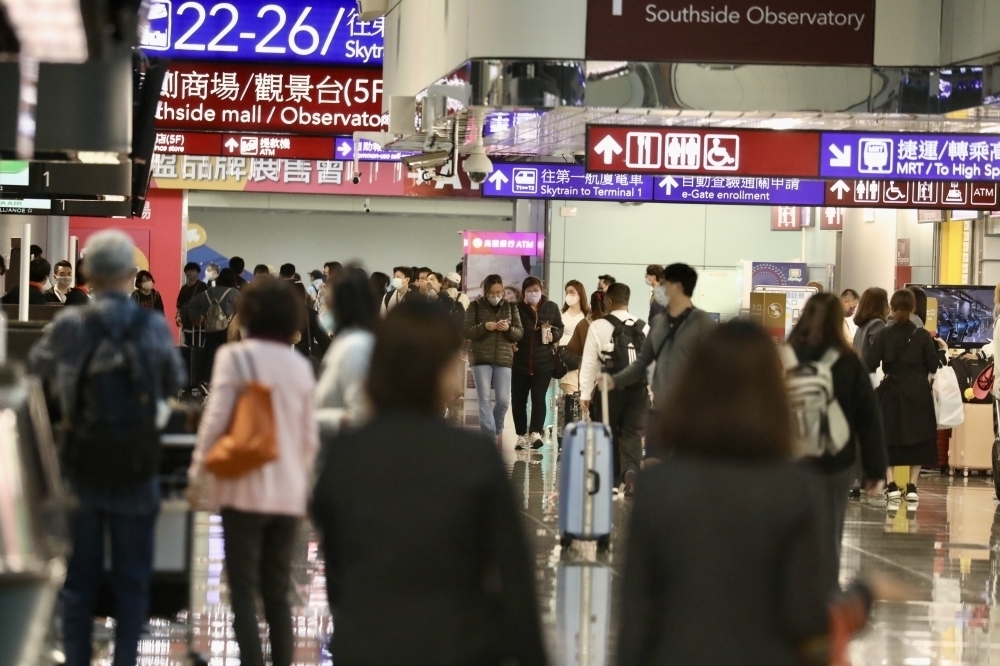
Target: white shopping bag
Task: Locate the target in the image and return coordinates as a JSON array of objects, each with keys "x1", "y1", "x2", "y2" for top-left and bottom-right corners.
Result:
[{"x1": 933, "y1": 366, "x2": 965, "y2": 429}]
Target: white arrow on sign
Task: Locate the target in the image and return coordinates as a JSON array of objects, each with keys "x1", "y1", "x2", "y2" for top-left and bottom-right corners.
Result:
[
  {"x1": 659, "y1": 175, "x2": 679, "y2": 195},
  {"x1": 224, "y1": 138, "x2": 239, "y2": 153},
  {"x1": 594, "y1": 135, "x2": 623, "y2": 165},
  {"x1": 830, "y1": 179, "x2": 850, "y2": 200},
  {"x1": 337, "y1": 142, "x2": 352, "y2": 157},
  {"x1": 487, "y1": 170, "x2": 509, "y2": 190},
  {"x1": 828, "y1": 144, "x2": 852, "y2": 168}
]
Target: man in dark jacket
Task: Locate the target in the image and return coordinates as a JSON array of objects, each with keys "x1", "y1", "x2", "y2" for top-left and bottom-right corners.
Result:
[{"x1": 3, "y1": 257, "x2": 51, "y2": 304}]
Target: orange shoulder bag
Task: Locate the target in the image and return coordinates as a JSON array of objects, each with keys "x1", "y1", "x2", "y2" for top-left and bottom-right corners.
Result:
[{"x1": 204, "y1": 348, "x2": 278, "y2": 478}]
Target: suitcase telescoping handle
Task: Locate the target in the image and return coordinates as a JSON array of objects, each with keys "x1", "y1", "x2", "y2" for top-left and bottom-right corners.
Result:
[{"x1": 600, "y1": 373, "x2": 610, "y2": 428}]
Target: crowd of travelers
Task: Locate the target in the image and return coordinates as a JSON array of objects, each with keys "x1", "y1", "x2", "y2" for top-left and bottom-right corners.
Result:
[{"x1": 28, "y1": 229, "x2": 940, "y2": 666}]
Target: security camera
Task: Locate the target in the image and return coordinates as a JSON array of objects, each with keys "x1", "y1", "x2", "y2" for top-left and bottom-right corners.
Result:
[
  {"x1": 463, "y1": 144, "x2": 493, "y2": 184},
  {"x1": 356, "y1": 0, "x2": 389, "y2": 21},
  {"x1": 402, "y1": 151, "x2": 451, "y2": 172},
  {"x1": 363, "y1": 198, "x2": 371, "y2": 213},
  {"x1": 351, "y1": 173, "x2": 362, "y2": 185}
]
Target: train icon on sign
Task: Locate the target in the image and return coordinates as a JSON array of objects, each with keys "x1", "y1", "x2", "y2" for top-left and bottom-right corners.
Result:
[
  {"x1": 512, "y1": 168, "x2": 538, "y2": 194},
  {"x1": 858, "y1": 138, "x2": 893, "y2": 175},
  {"x1": 140, "y1": 0, "x2": 171, "y2": 50}
]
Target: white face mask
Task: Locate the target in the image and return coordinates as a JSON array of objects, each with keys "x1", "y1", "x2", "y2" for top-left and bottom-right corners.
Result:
[
  {"x1": 487, "y1": 295, "x2": 503, "y2": 306},
  {"x1": 525, "y1": 291, "x2": 542, "y2": 305},
  {"x1": 391, "y1": 277, "x2": 405, "y2": 290},
  {"x1": 206, "y1": 270, "x2": 218, "y2": 281},
  {"x1": 653, "y1": 284, "x2": 669, "y2": 307},
  {"x1": 56, "y1": 276, "x2": 73, "y2": 288},
  {"x1": 565, "y1": 293, "x2": 580, "y2": 307},
  {"x1": 140, "y1": 281, "x2": 153, "y2": 293}
]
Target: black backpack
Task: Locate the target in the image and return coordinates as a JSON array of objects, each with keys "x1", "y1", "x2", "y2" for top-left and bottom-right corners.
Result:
[
  {"x1": 602, "y1": 315, "x2": 647, "y2": 379},
  {"x1": 64, "y1": 309, "x2": 161, "y2": 487}
]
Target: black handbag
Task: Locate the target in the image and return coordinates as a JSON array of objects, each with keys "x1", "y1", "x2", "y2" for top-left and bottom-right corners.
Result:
[{"x1": 551, "y1": 345, "x2": 568, "y2": 379}]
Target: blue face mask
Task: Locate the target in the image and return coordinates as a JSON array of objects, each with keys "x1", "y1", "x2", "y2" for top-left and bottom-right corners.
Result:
[{"x1": 319, "y1": 311, "x2": 335, "y2": 333}]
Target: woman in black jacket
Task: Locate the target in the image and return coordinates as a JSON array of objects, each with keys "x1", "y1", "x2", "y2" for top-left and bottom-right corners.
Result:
[
  {"x1": 865, "y1": 288, "x2": 940, "y2": 503},
  {"x1": 312, "y1": 302, "x2": 547, "y2": 666},
  {"x1": 852, "y1": 287, "x2": 889, "y2": 372},
  {"x1": 620, "y1": 321, "x2": 877, "y2": 666},
  {"x1": 511, "y1": 277, "x2": 563, "y2": 450},
  {"x1": 786, "y1": 293, "x2": 887, "y2": 571}
]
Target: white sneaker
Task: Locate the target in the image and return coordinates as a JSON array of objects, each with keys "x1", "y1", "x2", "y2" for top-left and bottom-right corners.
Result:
[
  {"x1": 515, "y1": 435, "x2": 529, "y2": 450},
  {"x1": 529, "y1": 432, "x2": 545, "y2": 449}
]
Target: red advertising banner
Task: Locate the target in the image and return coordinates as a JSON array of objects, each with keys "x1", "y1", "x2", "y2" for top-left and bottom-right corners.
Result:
[
  {"x1": 155, "y1": 61, "x2": 384, "y2": 135},
  {"x1": 587, "y1": 126, "x2": 820, "y2": 177},
  {"x1": 586, "y1": 0, "x2": 876, "y2": 66},
  {"x1": 824, "y1": 178, "x2": 1000, "y2": 209}
]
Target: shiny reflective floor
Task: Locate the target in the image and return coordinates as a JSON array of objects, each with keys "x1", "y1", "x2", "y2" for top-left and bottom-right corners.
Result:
[{"x1": 91, "y1": 430, "x2": 1000, "y2": 666}]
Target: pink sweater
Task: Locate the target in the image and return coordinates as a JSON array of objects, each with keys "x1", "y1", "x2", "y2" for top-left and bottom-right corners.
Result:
[{"x1": 190, "y1": 339, "x2": 319, "y2": 516}]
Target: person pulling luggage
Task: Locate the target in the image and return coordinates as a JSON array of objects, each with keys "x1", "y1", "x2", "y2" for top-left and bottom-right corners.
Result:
[{"x1": 579, "y1": 283, "x2": 649, "y2": 496}]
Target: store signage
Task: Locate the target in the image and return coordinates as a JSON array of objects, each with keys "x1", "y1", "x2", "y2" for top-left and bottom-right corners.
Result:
[
  {"x1": 482, "y1": 111, "x2": 546, "y2": 138},
  {"x1": 155, "y1": 131, "x2": 335, "y2": 158},
  {"x1": 0, "y1": 198, "x2": 50, "y2": 214},
  {"x1": 751, "y1": 263, "x2": 808, "y2": 288},
  {"x1": 333, "y1": 136, "x2": 418, "y2": 162},
  {"x1": 585, "y1": 0, "x2": 875, "y2": 66},
  {"x1": 156, "y1": 61, "x2": 384, "y2": 135},
  {"x1": 482, "y1": 163, "x2": 653, "y2": 202},
  {"x1": 464, "y1": 232, "x2": 543, "y2": 257},
  {"x1": 654, "y1": 174, "x2": 824, "y2": 205},
  {"x1": 821, "y1": 133, "x2": 1000, "y2": 182},
  {"x1": 586, "y1": 126, "x2": 820, "y2": 177},
  {"x1": 897, "y1": 238, "x2": 911, "y2": 267},
  {"x1": 140, "y1": 0, "x2": 383, "y2": 66},
  {"x1": 824, "y1": 178, "x2": 999, "y2": 208}
]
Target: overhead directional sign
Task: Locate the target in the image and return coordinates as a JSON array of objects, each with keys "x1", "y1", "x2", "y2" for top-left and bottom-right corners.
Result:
[
  {"x1": 333, "y1": 136, "x2": 419, "y2": 162},
  {"x1": 589, "y1": 125, "x2": 1000, "y2": 184},
  {"x1": 823, "y1": 179, "x2": 1000, "y2": 209},
  {"x1": 481, "y1": 163, "x2": 654, "y2": 202},
  {"x1": 586, "y1": 126, "x2": 820, "y2": 177},
  {"x1": 155, "y1": 131, "x2": 335, "y2": 158},
  {"x1": 820, "y1": 132, "x2": 1000, "y2": 181},
  {"x1": 140, "y1": 0, "x2": 384, "y2": 66},
  {"x1": 653, "y1": 175, "x2": 827, "y2": 205}
]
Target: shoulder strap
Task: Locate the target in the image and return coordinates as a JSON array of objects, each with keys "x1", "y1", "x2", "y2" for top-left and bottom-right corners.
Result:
[
  {"x1": 818, "y1": 348, "x2": 841, "y2": 369},
  {"x1": 652, "y1": 308, "x2": 693, "y2": 359},
  {"x1": 778, "y1": 344, "x2": 799, "y2": 371},
  {"x1": 604, "y1": 314, "x2": 625, "y2": 330}
]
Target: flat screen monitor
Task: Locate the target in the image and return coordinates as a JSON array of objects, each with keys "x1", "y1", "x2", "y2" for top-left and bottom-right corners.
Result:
[{"x1": 908, "y1": 284, "x2": 995, "y2": 349}]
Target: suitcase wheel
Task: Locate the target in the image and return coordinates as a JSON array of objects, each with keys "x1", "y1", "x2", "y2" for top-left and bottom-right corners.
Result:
[
  {"x1": 560, "y1": 535, "x2": 573, "y2": 549},
  {"x1": 597, "y1": 535, "x2": 611, "y2": 552}
]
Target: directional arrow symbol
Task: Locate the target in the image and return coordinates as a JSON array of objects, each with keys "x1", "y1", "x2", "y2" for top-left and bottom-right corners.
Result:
[
  {"x1": 828, "y1": 144, "x2": 852, "y2": 168},
  {"x1": 594, "y1": 135, "x2": 623, "y2": 165},
  {"x1": 337, "y1": 142, "x2": 353, "y2": 157},
  {"x1": 224, "y1": 138, "x2": 239, "y2": 153},
  {"x1": 659, "y1": 175, "x2": 679, "y2": 195},
  {"x1": 830, "y1": 179, "x2": 850, "y2": 200},
  {"x1": 487, "y1": 170, "x2": 509, "y2": 190}
]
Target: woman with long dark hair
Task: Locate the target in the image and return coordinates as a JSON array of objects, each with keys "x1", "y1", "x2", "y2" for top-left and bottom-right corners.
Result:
[
  {"x1": 511, "y1": 277, "x2": 564, "y2": 449},
  {"x1": 786, "y1": 293, "x2": 886, "y2": 561},
  {"x1": 865, "y1": 289, "x2": 941, "y2": 503},
  {"x1": 312, "y1": 302, "x2": 547, "y2": 666},
  {"x1": 315, "y1": 267, "x2": 379, "y2": 438},
  {"x1": 619, "y1": 321, "x2": 877, "y2": 666},
  {"x1": 558, "y1": 279, "x2": 590, "y2": 396}
]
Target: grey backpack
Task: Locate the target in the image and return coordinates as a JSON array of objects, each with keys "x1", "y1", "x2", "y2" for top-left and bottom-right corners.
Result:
[{"x1": 780, "y1": 346, "x2": 851, "y2": 458}]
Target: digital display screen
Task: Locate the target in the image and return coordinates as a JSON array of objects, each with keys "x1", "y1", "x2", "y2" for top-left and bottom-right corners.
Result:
[
  {"x1": 140, "y1": 0, "x2": 384, "y2": 66},
  {"x1": 0, "y1": 161, "x2": 30, "y2": 187},
  {"x1": 912, "y1": 285, "x2": 996, "y2": 348}
]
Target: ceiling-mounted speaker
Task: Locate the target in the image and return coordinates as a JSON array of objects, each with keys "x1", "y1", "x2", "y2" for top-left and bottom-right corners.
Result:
[{"x1": 356, "y1": 0, "x2": 390, "y2": 21}]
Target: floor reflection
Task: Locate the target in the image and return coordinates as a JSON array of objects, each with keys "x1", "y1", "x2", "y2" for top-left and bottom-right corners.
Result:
[{"x1": 92, "y1": 439, "x2": 1000, "y2": 666}]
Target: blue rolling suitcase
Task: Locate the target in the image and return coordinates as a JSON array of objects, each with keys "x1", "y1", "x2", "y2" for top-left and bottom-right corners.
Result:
[
  {"x1": 556, "y1": 562, "x2": 612, "y2": 666},
  {"x1": 559, "y1": 377, "x2": 613, "y2": 550}
]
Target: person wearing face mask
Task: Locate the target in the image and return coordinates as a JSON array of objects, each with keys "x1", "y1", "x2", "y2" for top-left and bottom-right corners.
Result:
[
  {"x1": 424, "y1": 272, "x2": 465, "y2": 328},
  {"x1": 511, "y1": 277, "x2": 564, "y2": 450},
  {"x1": 205, "y1": 263, "x2": 221, "y2": 288},
  {"x1": 131, "y1": 270, "x2": 165, "y2": 314},
  {"x1": 445, "y1": 272, "x2": 470, "y2": 310},
  {"x1": 841, "y1": 288, "x2": 860, "y2": 340},
  {"x1": 45, "y1": 260, "x2": 75, "y2": 304},
  {"x1": 381, "y1": 266, "x2": 413, "y2": 317},
  {"x1": 645, "y1": 264, "x2": 665, "y2": 322},
  {"x1": 464, "y1": 274, "x2": 524, "y2": 444},
  {"x1": 603, "y1": 264, "x2": 715, "y2": 459},
  {"x1": 556, "y1": 281, "x2": 592, "y2": 438}
]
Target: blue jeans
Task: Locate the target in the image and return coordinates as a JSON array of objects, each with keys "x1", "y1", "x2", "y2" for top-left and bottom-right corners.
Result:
[
  {"x1": 61, "y1": 480, "x2": 159, "y2": 666},
  {"x1": 472, "y1": 364, "x2": 512, "y2": 440}
]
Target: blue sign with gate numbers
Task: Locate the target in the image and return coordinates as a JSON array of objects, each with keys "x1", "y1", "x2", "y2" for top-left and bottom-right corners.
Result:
[
  {"x1": 482, "y1": 163, "x2": 654, "y2": 201},
  {"x1": 821, "y1": 132, "x2": 1000, "y2": 181},
  {"x1": 139, "y1": 0, "x2": 384, "y2": 65}
]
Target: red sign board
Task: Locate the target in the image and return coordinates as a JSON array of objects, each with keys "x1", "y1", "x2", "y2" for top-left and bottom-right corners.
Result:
[
  {"x1": 155, "y1": 61, "x2": 384, "y2": 136},
  {"x1": 819, "y1": 207, "x2": 844, "y2": 229},
  {"x1": 771, "y1": 207, "x2": 803, "y2": 231},
  {"x1": 154, "y1": 132, "x2": 223, "y2": 155},
  {"x1": 155, "y1": 132, "x2": 336, "y2": 159},
  {"x1": 587, "y1": 126, "x2": 820, "y2": 177},
  {"x1": 586, "y1": 0, "x2": 875, "y2": 66},
  {"x1": 824, "y1": 179, "x2": 1000, "y2": 209}
]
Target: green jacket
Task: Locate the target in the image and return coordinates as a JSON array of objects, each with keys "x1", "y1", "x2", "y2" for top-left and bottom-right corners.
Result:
[{"x1": 463, "y1": 297, "x2": 524, "y2": 367}]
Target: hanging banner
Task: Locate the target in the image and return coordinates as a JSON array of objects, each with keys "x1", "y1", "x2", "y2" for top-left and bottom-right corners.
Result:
[
  {"x1": 140, "y1": 0, "x2": 384, "y2": 66},
  {"x1": 156, "y1": 61, "x2": 384, "y2": 135}
]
